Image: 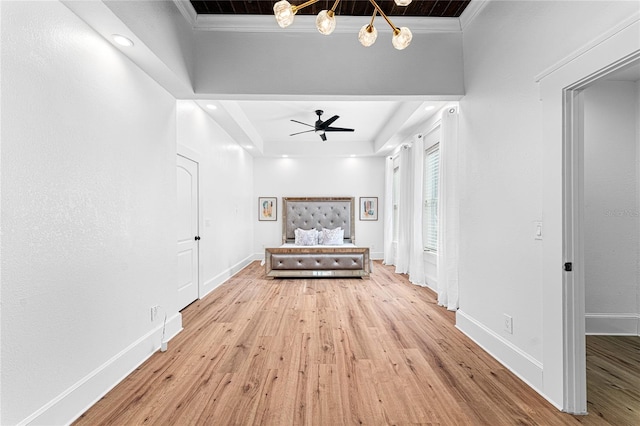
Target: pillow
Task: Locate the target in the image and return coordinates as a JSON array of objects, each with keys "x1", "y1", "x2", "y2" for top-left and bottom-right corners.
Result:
[
  {"x1": 294, "y1": 228, "x2": 318, "y2": 246},
  {"x1": 318, "y1": 226, "x2": 341, "y2": 245},
  {"x1": 322, "y1": 227, "x2": 344, "y2": 245}
]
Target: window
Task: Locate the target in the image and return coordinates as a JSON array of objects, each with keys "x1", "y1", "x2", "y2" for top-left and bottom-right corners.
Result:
[
  {"x1": 392, "y1": 164, "x2": 400, "y2": 243},
  {"x1": 423, "y1": 144, "x2": 439, "y2": 251}
]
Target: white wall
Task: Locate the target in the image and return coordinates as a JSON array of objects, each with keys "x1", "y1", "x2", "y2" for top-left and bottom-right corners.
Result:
[
  {"x1": 176, "y1": 101, "x2": 255, "y2": 295},
  {"x1": 1, "y1": 1, "x2": 179, "y2": 424},
  {"x1": 456, "y1": 0, "x2": 640, "y2": 407},
  {"x1": 104, "y1": 0, "x2": 196, "y2": 95},
  {"x1": 583, "y1": 81, "x2": 640, "y2": 335},
  {"x1": 194, "y1": 30, "x2": 464, "y2": 97},
  {"x1": 253, "y1": 157, "x2": 385, "y2": 258}
]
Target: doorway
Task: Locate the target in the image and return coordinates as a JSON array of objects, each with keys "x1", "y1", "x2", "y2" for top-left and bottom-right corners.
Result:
[
  {"x1": 177, "y1": 154, "x2": 200, "y2": 311},
  {"x1": 563, "y1": 57, "x2": 640, "y2": 414}
]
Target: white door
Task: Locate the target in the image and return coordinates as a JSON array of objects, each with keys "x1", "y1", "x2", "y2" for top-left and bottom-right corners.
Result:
[{"x1": 177, "y1": 154, "x2": 199, "y2": 311}]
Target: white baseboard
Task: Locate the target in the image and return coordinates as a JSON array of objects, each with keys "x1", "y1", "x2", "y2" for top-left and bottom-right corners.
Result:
[
  {"x1": 585, "y1": 313, "x2": 640, "y2": 335},
  {"x1": 456, "y1": 310, "x2": 544, "y2": 395},
  {"x1": 201, "y1": 254, "x2": 256, "y2": 298},
  {"x1": 424, "y1": 273, "x2": 438, "y2": 292},
  {"x1": 24, "y1": 255, "x2": 258, "y2": 425},
  {"x1": 370, "y1": 251, "x2": 384, "y2": 260},
  {"x1": 21, "y1": 313, "x2": 183, "y2": 426}
]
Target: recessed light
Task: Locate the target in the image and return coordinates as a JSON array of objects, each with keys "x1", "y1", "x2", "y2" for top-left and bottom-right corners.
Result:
[
  {"x1": 350, "y1": 154, "x2": 356, "y2": 158},
  {"x1": 282, "y1": 155, "x2": 288, "y2": 158},
  {"x1": 206, "y1": 104, "x2": 217, "y2": 110},
  {"x1": 424, "y1": 105, "x2": 435, "y2": 111},
  {"x1": 112, "y1": 34, "x2": 134, "y2": 47}
]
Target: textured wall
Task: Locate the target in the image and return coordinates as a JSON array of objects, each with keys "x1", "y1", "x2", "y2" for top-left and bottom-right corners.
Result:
[
  {"x1": 584, "y1": 81, "x2": 640, "y2": 320},
  {"x1": 1, "y1": 1, "x2": 177, "y2": 423},
  {"x1": 176, "y1": 101, "x2": 255, "y2": 295},
  {"x1": 253, "y1": 157, "x2": 385, "y2": 259},
  {"x1": 458, "y1": 0, "x2": 640, "y2": 405}
]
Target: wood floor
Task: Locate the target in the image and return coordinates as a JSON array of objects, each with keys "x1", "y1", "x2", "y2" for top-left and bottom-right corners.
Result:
[
  {"x1": 581, "y1": 335, "x2": 640, "y2": 425},
  {"x1": 75, "y1": 261, "x2": 638, "y2": 425}
]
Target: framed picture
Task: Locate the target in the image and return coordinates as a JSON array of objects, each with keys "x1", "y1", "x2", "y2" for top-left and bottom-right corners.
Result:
[
  {"x1": 359, "y1": 197, "x2": 378, "y2": 221},
  {"x1": 259, "y1": 197, "x2": 277, "y2": 221}
]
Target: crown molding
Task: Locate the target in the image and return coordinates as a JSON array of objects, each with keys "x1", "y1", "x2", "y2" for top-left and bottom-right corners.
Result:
[
  {"x1": 173, "y1": 0, "x2": 462, "y2": 33},
  {"x1": 194, "y1": 15, "x2": 461, "y2": 33},
  {"x1": 459, "y1": 0, "x2": 491, "y2": 30},
  {"x1": 174, "y1": 0, "x2": 197, "y2": 26},
  {"x1": 534, "y1": 10, "x2": 640, "y2": 83}
]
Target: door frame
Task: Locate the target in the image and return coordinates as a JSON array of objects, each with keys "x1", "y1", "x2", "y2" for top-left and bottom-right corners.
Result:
[
  {"x1": 561, "y1": 53, "x2": 640, "y2": 414},
  {"x1": 177, "y1": 144, "x2": 203, "y2": 300}
]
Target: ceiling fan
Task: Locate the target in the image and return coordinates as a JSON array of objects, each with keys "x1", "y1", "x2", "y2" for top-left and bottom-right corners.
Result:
[{"x1": 290, "y1": 110, "x2": 354, "y2": 141}]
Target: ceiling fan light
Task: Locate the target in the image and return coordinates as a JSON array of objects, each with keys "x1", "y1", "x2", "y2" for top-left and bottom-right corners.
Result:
[
  {"x1": 392, "y1": 26, "x2": 412, "y2": 50},
  {"x1": 358, "y1": 24, "x2": 377, "y2": 47},
  {"x1": 316, "y1": 10, "x2": 336, "y2": 35},
  {"x1": 274, "y1": 0, "x2": 296, "y2": 28},
  {"x1": 394, "y1": 0, "x2": 412, "y2": 6}
]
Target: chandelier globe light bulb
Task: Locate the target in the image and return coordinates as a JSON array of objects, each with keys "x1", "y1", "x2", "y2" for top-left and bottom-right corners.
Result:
[
  {"x1": 316, "y1": 10, "x2": 336, "y2": 35},
  {"x1": 392, "y1": 26, "x2": 412, "y2": 50},
  {"x1": 273, "y1": 0, "x2": 296, "y2": 28},
  {"x1": 358, "y1": 24, "x2": 378, "y2": 47}
]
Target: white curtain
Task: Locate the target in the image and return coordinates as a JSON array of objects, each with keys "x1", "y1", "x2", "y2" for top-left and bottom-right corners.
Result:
[
  {"x1": 409, "y1": 135, "x2": 426, "y2": 285},
  {"x1": 437, "y1": 108, "x2": 460, "y2": 310},
  {"x1": 383, "y1": 156, "x2": 394, "y2": 265},
  {"x1": 395, "y1": 146, "x2": 412, "y2": 274}
]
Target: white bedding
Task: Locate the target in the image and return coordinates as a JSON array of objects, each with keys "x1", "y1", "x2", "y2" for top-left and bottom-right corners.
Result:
[{"x1": 279, "y1": 243, "x2": 358, "y2": 248}]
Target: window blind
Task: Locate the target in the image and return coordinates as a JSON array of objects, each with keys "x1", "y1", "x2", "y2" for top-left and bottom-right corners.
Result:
[{"x1": 423, "y1": 145, "x2": 439, "y2": 251}]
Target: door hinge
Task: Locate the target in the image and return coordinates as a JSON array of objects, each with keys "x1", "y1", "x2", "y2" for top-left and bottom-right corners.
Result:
[{"x1": 564, "y1": 262, "x2": 573, "y2": 272}]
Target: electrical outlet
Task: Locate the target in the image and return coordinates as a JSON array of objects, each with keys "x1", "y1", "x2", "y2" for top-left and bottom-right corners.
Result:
[
  {"x1": 504, "y1": 314, "x2": 513, "y2": 334},
  {"x1": 151, "y1": 305, "x2": 160, "y2": 322}
]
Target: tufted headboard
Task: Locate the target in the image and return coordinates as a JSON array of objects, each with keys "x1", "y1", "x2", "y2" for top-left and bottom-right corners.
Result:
[{"x1": 282, "y1": 197, "x2": 355, "y2": 244}]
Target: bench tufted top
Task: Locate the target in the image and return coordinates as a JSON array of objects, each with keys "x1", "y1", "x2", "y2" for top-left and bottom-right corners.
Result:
[{"x1": 282, "y1": 197, "x2": 355, "y2": 244}]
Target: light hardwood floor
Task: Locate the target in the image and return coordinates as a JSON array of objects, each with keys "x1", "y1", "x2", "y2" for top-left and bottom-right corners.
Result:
[
  {"x1": 75, "y1": 261, "x2": 636, "y2": 425},
  {"x1": 581, "y1": 335, "x2": 640, "y2": 425}
]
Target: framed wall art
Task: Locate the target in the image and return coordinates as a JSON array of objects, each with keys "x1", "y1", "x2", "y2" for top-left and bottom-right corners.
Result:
[
  {"x1": 359, "y1": 197, "x2": 378, "y2": 221},
  {"x1": 259, "y1": 197, "x2": 277, "y2": 221}
]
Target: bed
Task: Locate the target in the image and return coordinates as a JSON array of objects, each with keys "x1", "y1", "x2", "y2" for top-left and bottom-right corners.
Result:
[{"x1": 264, "y1": 197, "x2": 371, "y2": 278}]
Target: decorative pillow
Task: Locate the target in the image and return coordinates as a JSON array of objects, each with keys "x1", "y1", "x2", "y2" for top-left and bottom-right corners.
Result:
[
  {"x1": 294, "y1": 228, "x2": 318, "y2": 246},
  {"x1": 322, "y1": 227, "x2": 344, "y2": 245},
  {"x1": 318, "y1": 226, "x2": 341, "y2": 245}
]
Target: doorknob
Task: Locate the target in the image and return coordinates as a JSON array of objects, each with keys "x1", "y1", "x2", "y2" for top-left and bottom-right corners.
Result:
[{"x1": 195, "y1": 236, "x2": 201, "y2": 241}]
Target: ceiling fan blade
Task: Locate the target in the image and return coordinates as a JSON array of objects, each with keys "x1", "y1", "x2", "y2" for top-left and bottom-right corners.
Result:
[
  {"x1": 324, "y1": 127, "x2": 355, "y2": 132},
  {"x1": 320, "y1": 115, "x2": 339, "y2": 128},
  {"x1": 289, "y1": 111, "x2": 354, "y2": 140},
  {"x1": 290, "y1": 129, "x2": 316, "y2": 136},
  {"x1": 290, "y1": 119, "x2": 315, "y2": 128}
]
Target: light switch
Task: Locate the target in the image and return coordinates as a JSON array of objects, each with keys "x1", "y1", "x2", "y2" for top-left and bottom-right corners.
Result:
[{"x1": 534, "y1": 221, "x2": 543, "y2": 240}]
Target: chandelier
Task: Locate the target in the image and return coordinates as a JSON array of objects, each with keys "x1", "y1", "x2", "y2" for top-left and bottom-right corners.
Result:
[{"x1": 273, "y1": 0, "x2": 413, "y2": 50}]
